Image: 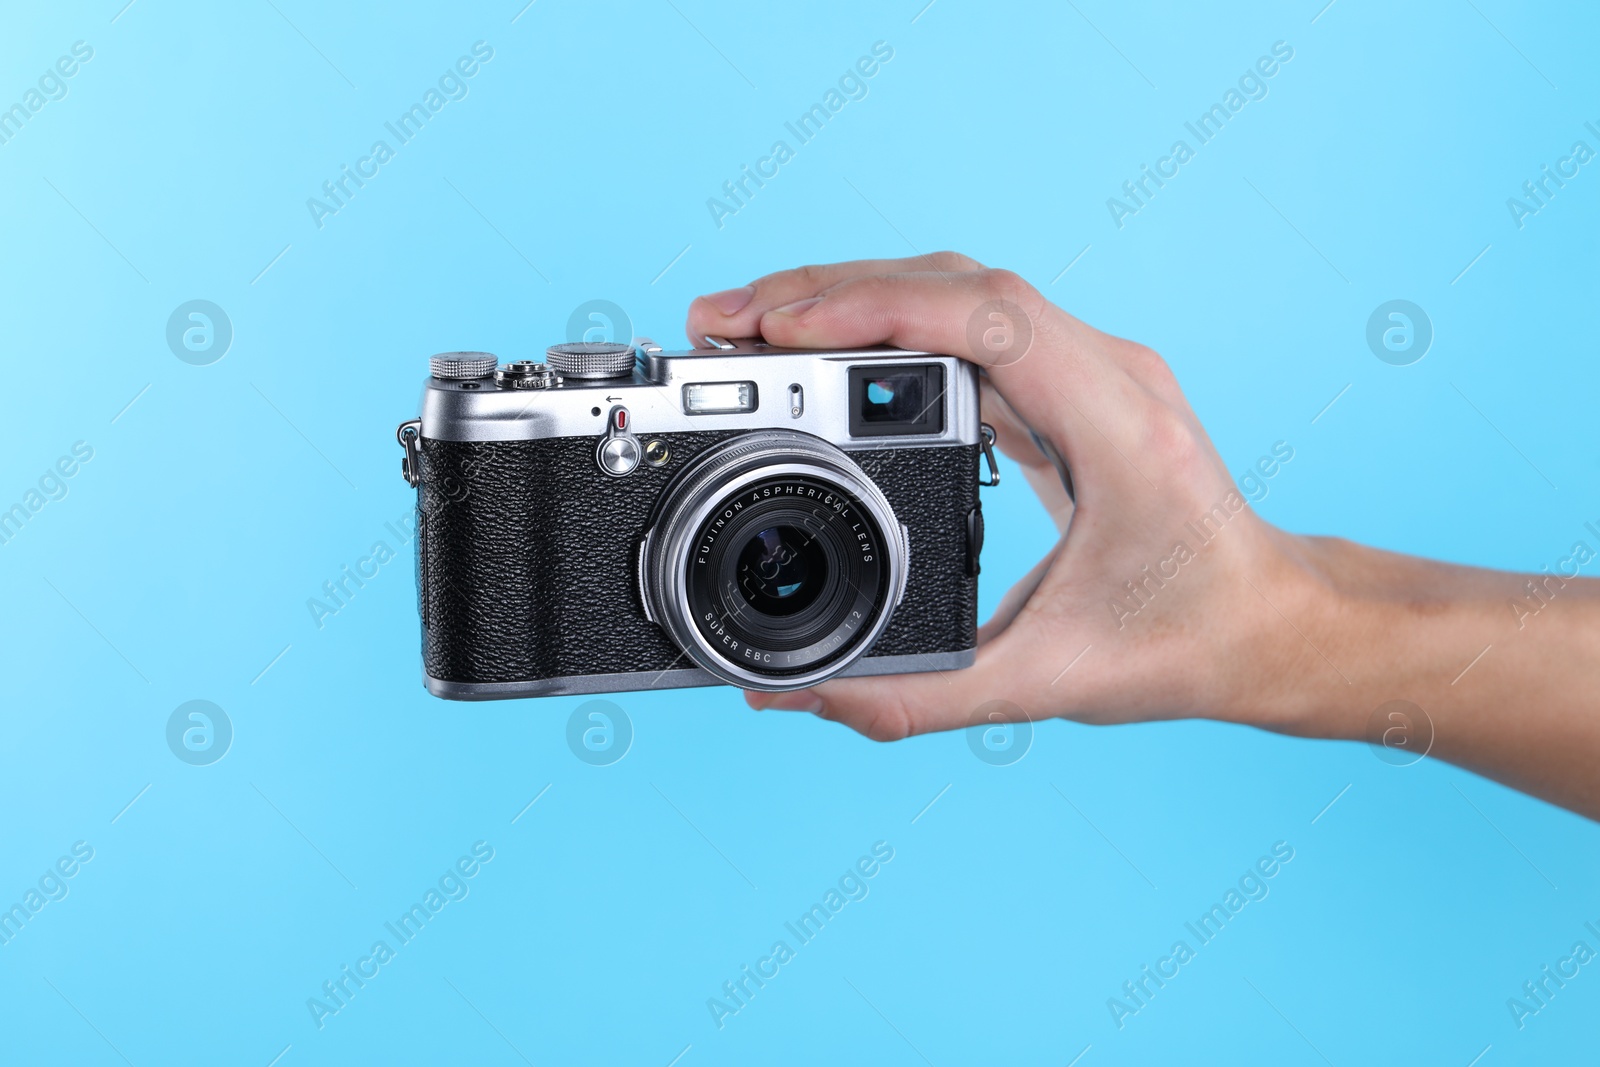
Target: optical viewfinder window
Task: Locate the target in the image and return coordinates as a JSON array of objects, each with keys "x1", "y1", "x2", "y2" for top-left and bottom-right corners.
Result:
[{"x1": 848, "y1": 364, "x2": 945, "y2": 437}]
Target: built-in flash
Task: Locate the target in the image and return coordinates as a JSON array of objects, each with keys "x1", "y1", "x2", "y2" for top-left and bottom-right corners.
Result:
[{"x1": 682, "y1": 381, "x2": 757, "y2": 415}]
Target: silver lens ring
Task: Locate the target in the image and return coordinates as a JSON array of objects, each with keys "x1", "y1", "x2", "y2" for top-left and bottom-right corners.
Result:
[{"x1": 642, "y1": 430, "x2": 908, "y2": 692}]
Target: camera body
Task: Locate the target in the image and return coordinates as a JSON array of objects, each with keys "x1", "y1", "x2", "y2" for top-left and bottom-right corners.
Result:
[{"x1": 396, "y1": 337, "x2": 993, "y2": 701}]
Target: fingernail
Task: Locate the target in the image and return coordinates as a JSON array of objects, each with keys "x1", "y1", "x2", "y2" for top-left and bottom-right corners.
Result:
[
  {"x1": 746, "y1": 690, "x2": 824, "y2": 713},
  {"x1": 770, "y1": 296, "x2": 822, "y2": 318},
  {"x1": 771, "y1": 692, "x2": 824, "y2": 713},
  {"x1": 702, "y1": 285, "x2": 755, "y2": 316}
]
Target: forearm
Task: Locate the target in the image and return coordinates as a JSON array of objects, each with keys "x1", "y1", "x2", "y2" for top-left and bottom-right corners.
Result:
[{"x1": 1248, "y1": 532, "x2": 1600, "y2": 818}]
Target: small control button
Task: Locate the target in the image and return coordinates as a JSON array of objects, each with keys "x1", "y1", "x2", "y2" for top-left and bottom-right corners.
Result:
[
  {"x1": 599, "y1": 435, "x2": 642, "y2": 476},
  {"x1": 966, "y1": 505, "x2": 984, "y2": 577},
  {"x1": 597, "y1": 405, "x2": 641, "y2": 477}
]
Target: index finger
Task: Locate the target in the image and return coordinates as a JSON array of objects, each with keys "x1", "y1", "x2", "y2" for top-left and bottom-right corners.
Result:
[
  {"x1": 753, "y1": 267, "x2": 1183, "y2": 513},
  {"x1": 685, "y1": 252, "x2": 983, "y2": 343}
]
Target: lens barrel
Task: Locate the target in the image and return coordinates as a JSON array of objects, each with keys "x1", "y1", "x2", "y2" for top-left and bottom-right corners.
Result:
[{"x1": 641, "y1": 431, "x2": 907, "y2": 691}]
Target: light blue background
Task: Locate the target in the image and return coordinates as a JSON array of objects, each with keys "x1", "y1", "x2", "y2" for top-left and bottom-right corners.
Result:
[{"x1": 2, "y1": 1, "x2": 1597, "y2": 1063}]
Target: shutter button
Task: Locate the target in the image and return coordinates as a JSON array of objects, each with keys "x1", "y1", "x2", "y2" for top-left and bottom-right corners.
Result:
[{"x1": 597, "y1": 405, "x2": 641, "y2": 477}]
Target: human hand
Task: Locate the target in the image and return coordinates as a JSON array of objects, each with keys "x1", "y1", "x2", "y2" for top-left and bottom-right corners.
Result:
[{"x1": 685, "y1": 254, "x2": 1319, "y2": 742}]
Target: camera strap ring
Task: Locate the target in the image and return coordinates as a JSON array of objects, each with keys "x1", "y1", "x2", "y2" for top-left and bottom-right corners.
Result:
[
  {"x1": 397, "y1": 419, "x2": 423, "y2": 488},
  {"x1": 979, "y1": 423, "x2": 1001, "y2": 488}
]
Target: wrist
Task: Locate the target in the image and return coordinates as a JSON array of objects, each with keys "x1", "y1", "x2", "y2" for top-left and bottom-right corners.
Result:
[
  {"x1": 1225, "y1": 530, "x2": 1511, "y2": 745},
  {"x1": 1215, "y1": 530, "x2": 1435, "y2": 741},
  {"x1": 1207, "y1": 529, "x2": 1347, "y2": 737}
]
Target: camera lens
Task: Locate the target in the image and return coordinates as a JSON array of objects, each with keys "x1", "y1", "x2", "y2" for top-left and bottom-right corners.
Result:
[
  {"x1": 686, "y1": 475, "x2": 886, "y2": 666},
  {"x1": 640, "y1": 431, "x2": 907, "y2": 691},
  {"x1": 736, "y1": 526, "x2": 826, "y2": 616}
]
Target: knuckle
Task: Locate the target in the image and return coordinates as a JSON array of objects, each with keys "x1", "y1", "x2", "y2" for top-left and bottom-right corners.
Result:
[
  {"x1": 823, "y1": 692, "x2": 913, "y2": 743},
  {"x1": 788, "y1": 263, "x2": 833, "y2": 292},
  {"x1": 859, "y1": 698, "x2": 914, "y2": 743},
  {"x1": 830, "y1": 272, "x2": 896, "y2": 305},
  {"x1": 977, "y1": 268, "x2": 1037, "y2": 307},
  {"x1": 1127, "y1": 341, "x2": 1179, "y2": 390},
  {"x1": 1121, "y1": 339, "x2": 1161, "y2": 370},
  {"x1": 1126, "y1": 340, "x2": 1177, "y2": 374},
  {"x1": 928, "y1": 250, "x2": 983, "y2": 272},
  {"x1": 852, "y1": 272, "x2": 897, "y2": 296},
  {"x1": 1142, "y1": 408, "x2": 1203, "y2": 468}
]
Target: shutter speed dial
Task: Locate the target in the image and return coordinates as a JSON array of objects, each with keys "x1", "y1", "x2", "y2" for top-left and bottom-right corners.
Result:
[
  {"x1": 547, "y1": 342, "x2": 637, "y2": 379},
  {"x1": 596, "y1": 405, "x2": 641, "y2": 477}
]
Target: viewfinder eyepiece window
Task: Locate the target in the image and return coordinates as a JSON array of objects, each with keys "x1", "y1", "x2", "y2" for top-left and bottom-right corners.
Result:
[{"x1": 848, "y1": 364, "x2": 945, "y2": 437}]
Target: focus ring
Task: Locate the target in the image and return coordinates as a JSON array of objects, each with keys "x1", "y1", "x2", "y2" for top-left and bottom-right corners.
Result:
[{"x1": 640, "y1": 430, "x2": 907, "y2": 692}]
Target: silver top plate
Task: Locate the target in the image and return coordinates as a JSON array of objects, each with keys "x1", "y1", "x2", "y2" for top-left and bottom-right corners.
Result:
[{"x1": 418, "y1": 340, "x2": 981, "y2": 449}]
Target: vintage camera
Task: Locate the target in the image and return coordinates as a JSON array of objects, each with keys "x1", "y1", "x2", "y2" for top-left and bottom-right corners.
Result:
[{"x1": 395, "y1": 337, "x2": 999, "y2": 700}]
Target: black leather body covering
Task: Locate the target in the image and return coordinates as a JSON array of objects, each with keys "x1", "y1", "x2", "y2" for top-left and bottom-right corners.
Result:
[{"x1": 416, "y1": 432, "x2": 979, "y2": 685}]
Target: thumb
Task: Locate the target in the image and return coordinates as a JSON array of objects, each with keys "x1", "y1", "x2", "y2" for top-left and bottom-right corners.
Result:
[{"x1": 746, "y1": 635, "x2": 1039, "y2": 741}]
